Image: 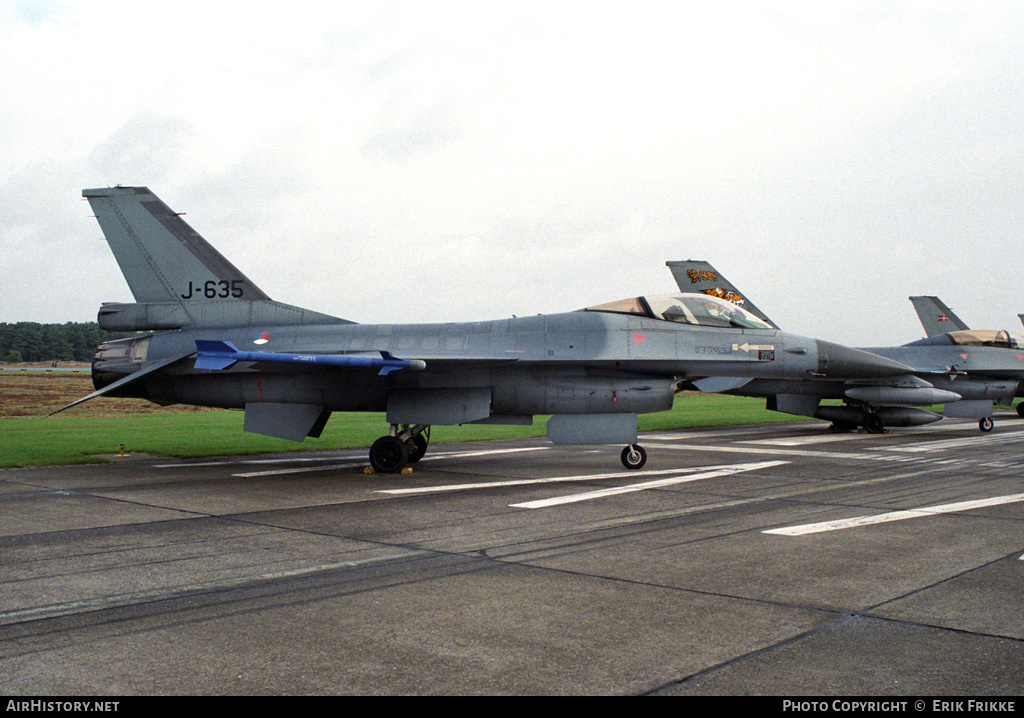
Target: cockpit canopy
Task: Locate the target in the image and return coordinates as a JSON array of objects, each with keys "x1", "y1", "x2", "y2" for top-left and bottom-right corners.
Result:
[
  {"x1": 585, "y1": 293, "x2": 772, "y2": 329},
  {"x1": 947, "y1": 330, "x2": 1024, "y2": 348},
  {"x1": 908, "y1": 329, "x2": 1024, "y2": 349}
]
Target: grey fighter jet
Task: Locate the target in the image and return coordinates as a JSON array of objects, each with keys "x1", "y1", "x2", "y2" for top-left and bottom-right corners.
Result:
[
  {"x1": 669, "y1": 261, "x2": 1024, "y2": 433},
  {"x1": 55, "y1": 187, "x2": 913, "y2": 472}
]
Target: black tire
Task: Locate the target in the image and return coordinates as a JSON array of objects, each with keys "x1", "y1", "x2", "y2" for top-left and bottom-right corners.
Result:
[
  {"x1": 369, "y1": 436, "x2": 409, "y2": 473},
  {"x1": 829, "y1": 422, "x2": 858, "y2": 433},
  {"x1": 863, "y1": 413, "x2": 885, "y2": 434},
  {"x1": 406, "y1": 434, "x2": 428, "y2": 463},
  {"x1": 979, "y1": 417, "x2": 994, "y2": 432},
  {"x1": 1017, "y1": 403, "x2": 1024, "y2": 419},
  {"x1": 621, "y1": 444, "x2": 647, "y2": 470}
]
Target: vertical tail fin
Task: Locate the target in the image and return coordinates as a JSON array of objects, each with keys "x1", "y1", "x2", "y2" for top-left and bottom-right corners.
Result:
[
  {"x1": 84, "y1": 186, "x2": 349, "y2": 330},
  {"x1": 85, "y1": 186, "x2": 270, "y2": 303},
  {"x1": 908, "y1": 296, "x2": 969, "y2": 336},
  {"x1": 666, "y1": 260, "x2": 779, "y2": 329}
]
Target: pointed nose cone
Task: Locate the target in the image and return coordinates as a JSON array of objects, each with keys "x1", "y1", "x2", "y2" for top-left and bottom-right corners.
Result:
[{"x1": 814, "y1": 340, "x2": 913, "y2": 380}]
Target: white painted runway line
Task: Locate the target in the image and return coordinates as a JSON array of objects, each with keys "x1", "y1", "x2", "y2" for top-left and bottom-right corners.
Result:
[
  {"x1": 764, "y1": 493, "x2": 1024, "y2": 536},
  {"x1": 655, "y1": 443, "x2": 879, "y2": 460},
  {"x1": 378, "y1": 460, "x2": 789, "y2": 503},
  {"x1": 739, "y1": 432, "x2": 881, "y2": 447},
  {"x1": 378, "y1": 464, "x2": 730, "y2": 496},
  {"x1": 510, "y1": 460, "x2": 789, "y2": 509}
]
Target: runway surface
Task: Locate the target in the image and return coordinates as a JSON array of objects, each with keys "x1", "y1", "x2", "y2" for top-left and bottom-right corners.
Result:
[{"x1": 2, "y1": 416, "x2": 1023, "y2": 695}]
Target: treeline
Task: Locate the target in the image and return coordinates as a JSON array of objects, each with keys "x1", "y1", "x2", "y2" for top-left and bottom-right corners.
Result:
[{"x1": 0, "y1": 322, "x2": 138, "y2": 363}]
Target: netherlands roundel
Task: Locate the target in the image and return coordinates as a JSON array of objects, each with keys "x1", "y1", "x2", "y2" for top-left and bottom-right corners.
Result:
[{"x1": 253, "y1": 332, "x2": 271, "y2": 345}]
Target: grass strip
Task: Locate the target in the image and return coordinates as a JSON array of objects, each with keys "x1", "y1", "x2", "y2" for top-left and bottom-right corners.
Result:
[{"x1": 0, "y1": 394, "x2": 804, "y2": 468}]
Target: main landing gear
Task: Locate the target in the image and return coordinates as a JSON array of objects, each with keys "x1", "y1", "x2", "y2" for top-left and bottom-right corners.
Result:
[
  {"x1": 862, "y1": 412, "x2": 886, "y2": 434},
  {"x1": 369, "y1": 424, "x2": 430, "y2": 473}
]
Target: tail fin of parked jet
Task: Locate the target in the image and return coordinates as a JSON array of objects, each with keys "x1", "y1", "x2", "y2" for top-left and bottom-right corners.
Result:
[
  {"x1": 908, "y1": 296, "x2": 969, "y2": 337},
  {"x1": 665, "y1": 260, "x2": 779, "y2": 329},
  {"x1": 84, "y1": 186, "x2": 349, "y2": 331}
]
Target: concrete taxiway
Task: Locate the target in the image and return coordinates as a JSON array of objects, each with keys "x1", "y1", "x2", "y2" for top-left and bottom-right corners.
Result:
[{"x1": 1, "y1": 418, "x2": 1023, "y2": 695}]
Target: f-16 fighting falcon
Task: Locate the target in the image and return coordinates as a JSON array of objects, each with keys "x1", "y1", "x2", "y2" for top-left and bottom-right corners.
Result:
[
  {"x1": 669, "y1": 261, "x2": 1024, "y2": 434},
  {"x1": 55, "y1": 187, "x2": 913, "y2": 472}
]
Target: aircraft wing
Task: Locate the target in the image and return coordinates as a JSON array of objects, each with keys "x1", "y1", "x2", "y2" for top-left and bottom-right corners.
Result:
[
  {"x1": 909, "y1": 296, "x2": 969, "y2": 336},
  {"x1": 666, "y1": 260, "x2": 779, "y2": 329}
]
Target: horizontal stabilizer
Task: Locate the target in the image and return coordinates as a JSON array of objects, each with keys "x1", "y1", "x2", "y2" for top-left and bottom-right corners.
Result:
[
  {"x1": 49, "y1": 351, "x2": 194, "y2": 415},
  {"x1": 194, "y1": 341, "x2": 426, "y2": 375}
]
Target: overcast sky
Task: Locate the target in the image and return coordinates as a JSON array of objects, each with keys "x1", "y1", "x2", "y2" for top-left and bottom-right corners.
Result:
[{"x1": 2, "y1": 1, "x2": 1022, "y2": 346}]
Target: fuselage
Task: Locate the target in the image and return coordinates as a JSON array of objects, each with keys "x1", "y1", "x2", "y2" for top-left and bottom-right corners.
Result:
[{"x1": 93, "y1": 309, "x2": 908, "y2": 419}]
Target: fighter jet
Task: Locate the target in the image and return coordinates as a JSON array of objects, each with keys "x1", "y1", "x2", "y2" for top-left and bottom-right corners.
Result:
[
  {"x1": 669, "y1": 261, "x2": 1024, "y2": 433},
  {"x1": 908, "y1": 296, "x2": 1024, "y2": 422},
  {"x1": 55, "y1": 187, "x2": 913, "y2": 472}
]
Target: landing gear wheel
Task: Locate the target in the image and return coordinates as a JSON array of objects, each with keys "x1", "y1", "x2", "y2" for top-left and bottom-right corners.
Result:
[
  {"x1": 829, "y1": 422, "x2": 858, "y2": 432},
  {"x1": 369, "y1": 436, "x2": 409, "y2": 474},
  {"x1": 979, "y1": 417, "x2": 994, "y2": 432},
  {"x1": 405, "y1": 433, "x2": 429, "y2": 463},
  {"x1": 1017, "y1": 403, "x2": 1024, "y2": 419},
  {"x1": 621, "y1": 444, "x2": 647, "y2": 470},
  {"x1": 863, "y1": 413, "x2": 885, "y2": 434}
]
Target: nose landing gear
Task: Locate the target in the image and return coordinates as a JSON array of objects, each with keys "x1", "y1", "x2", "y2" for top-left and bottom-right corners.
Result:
[{"x1": 621, "y1": 444, "x2": 647, "y2": 470}]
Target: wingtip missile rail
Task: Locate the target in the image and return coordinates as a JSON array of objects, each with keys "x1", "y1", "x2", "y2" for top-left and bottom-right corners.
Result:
[{"x1": 194, "y1": 340, "x2": 426, "y2": 376}]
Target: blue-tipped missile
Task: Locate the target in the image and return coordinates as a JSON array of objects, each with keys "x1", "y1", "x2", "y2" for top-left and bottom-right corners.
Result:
[{"x1": 194, "y1": 340, "x2": 426, "y2": 376}]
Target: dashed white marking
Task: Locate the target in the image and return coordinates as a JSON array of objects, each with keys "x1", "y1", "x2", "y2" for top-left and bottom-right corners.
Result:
[
  {"x1": 378, "y1": 465, "x2": 732, "y2": 496},
  {"x1": 510, "y1": 460, "x2": 788, "y2": 509},
  {"x1": 764, "y1": 493, "x2": 1024, "y2": 536}
]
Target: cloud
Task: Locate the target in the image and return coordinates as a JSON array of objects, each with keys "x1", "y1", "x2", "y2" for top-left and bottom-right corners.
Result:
[
  {"x1": 87, "y1": 114, "x2": 194, "y2": 186},
  {"x1": 1, "y1": 2, "x2": 1023, "y2": 346}
]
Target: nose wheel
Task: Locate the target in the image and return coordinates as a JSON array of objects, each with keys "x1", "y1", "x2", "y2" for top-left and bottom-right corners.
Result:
[{"x1": 621, "y1": 444, "x2": 647, "y2": 469}]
